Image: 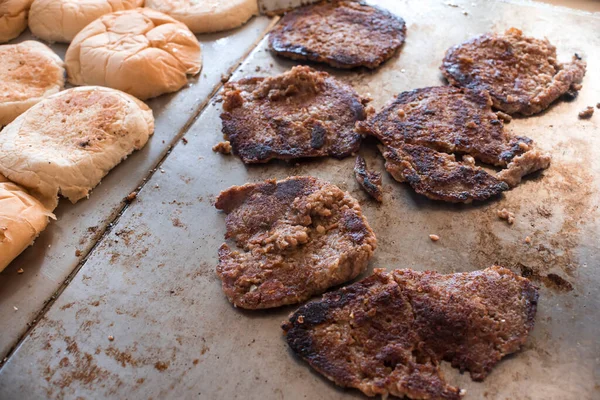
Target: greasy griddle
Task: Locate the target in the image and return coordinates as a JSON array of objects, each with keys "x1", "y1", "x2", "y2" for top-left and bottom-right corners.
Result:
[{"x1": 0, "y1": 1, "x2": 599, "y2": 399}]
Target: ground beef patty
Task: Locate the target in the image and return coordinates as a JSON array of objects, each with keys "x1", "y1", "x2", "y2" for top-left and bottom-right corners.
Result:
[
  {"x1": 269, "y1": 1, "x2": 406, "y2": 69},
  {"x1": 357, "y1": 86, "x2": 551, "y2": 203},
  {"x1": 220, "y1": 66, "x2": 369, "y2": 163},
  {"x1": 215, "y1": 176, "x2": 377, "y2": 309},
  {"x1": 441, "y1": 28, "x2": 586, "y2": 116},
  {"x1": 283, "y1": 266, "x2": 538, "y2": 400}
]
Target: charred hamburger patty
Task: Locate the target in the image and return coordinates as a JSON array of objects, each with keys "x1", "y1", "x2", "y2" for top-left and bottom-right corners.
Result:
[
  {"x1": 357, "y1": 86, "x2": 551, "y2": 203},
  {"x1": 269, "y1": 0, "x2": 406, "y2": 69},
  {"x1": 220, "y1": 66, "x2": 369, "y2": 163},
  {"x1": 441, "y1": 28, "x2": 586, "y2": 116},
  {"x1": 283, "y1": 266, "x2": 539, "y2": 400},
  {"x1": 215, "y1": 176, "x2": 377, "y2": 309}
]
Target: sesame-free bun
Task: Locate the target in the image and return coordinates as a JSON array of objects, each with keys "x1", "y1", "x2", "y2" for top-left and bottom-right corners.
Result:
[
  {"x1": 0, "y1": 0, "x2": 33, "y2": 43},
  {"x1": 145, "y1": 0, "x2": 258, "y2": 34},
  {"x1": 0, "y1": 86, "x2": 154, "y2": 208},
  {"x1": 0, "y1": 41, "x2": 65, "y2": 127},
  {"x1": 0, "y1": 174, "x2": 55, "y2": 273},
  {"x1": 65, "y1": 8, "x2": 202, "y2": 100},
  {"x1": 28, "y1": 0, "x2": 143, "y2": 43}
]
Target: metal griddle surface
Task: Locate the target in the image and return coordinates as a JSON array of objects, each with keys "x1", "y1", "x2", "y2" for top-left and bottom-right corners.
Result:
[{"x1": 0, "y1": 1, "x2": 599, "y2": 399}]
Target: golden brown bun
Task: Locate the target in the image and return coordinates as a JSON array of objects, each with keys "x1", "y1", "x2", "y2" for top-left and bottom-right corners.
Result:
[
  {"x1": 28, "y1": 0, "x2": 143, "y2": 43},
  {"x1": 145, "y1": 0, "x2": 258, "y2": 34},
  {"x1": 0, "y1": 86, "x2": 154, "y2": 208},
  {"x1": 65, "y1": 8, "x2": 202, "y2": 100},
  {"x1": 0, "y1": 174, "x2": 55, "y2": 273},
  {"x1": 0, "y1": 40, "x2": 65, "y2": 127},
  {"x1": 0, "y1": 0, "x2": 33, "y2": 43}
]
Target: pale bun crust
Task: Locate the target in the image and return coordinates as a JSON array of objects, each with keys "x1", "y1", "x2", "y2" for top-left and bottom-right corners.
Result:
[
  {"x1": 0, "y1": 0, "x2": 33, "y2": 43},
  {"x1": 0, "y1": 40, "x2": 65, "y2": 127},
  {"x1": 0, "y1": 86, "x2": 154, "y2": 208},
  {"x1": 65, "y1": 8, "x2": 202, "y2": 100},
  {"x1": 0, "y1": 174, "x2": 55, "y2": 273},
  {"x1": 28, "y1": 0, "x2": 143, "y2": 43},
  {"x1": 145, "y1": 0, "x2": 258, "y2": 34}
]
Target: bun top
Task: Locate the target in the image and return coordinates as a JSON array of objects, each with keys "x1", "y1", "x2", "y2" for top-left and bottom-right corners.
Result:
[
  {"x1": 0, "y1": 0, "x2": 33, "y2": 43},
  {"x1": 0, "y1": 86, "x2": 154, "y2": 208},
  {"x1": 0, "y1": 41, "x2": 65, "y2": 126},
  {"x1": 65, "y1": 8, "x2": 202, "y2": 100},
  {"x1": 28, "y1": 0, "x2": 143, "y2": 43},
  {"x1": 144, "y1": 0, "x2": 259, "y2": 34},
  {"x1": 0, "y1": 175, "x2": 55, "y2": 272}
]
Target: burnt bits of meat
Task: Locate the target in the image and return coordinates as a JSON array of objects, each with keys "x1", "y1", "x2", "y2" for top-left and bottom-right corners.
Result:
[
  {"x1": 269, "y1": 0, "x2": 406, "y2": 69},
  {"x1": 357, "y1": 86, "x2": 550, "y2": 203},
  {"x1": 215, "y1": 176, "x2": 377, "y2": 309},
  {"x1": 283, "y1": 267, "x2": 539, "y2": 400},
  {"x1": 220, "y1": 66, "x2": 369, "y2": 163}
]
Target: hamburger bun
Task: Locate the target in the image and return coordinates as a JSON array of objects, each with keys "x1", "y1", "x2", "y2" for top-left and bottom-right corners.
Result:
[
  {"x1": 65, "y1": 8, "x2": 202, "y2": 100},
  {"x1": 0, "y1": 40, "x2": 65, "y2": 127},
  {"x1": 145, "y1": 0, "x2": 258, "y2": 34},
  {"x1": 0, "y1": 86, "x2": 154, "y2": 208},
  {"x1": 0, "y1": 0, "x2": 33, "y2": 43},
  {"x1": 0, "y1": 174, "x2": 55, "y2": 273},
  {"x1": 28, "y1": 0, "x2": 143, "y2": 43}
]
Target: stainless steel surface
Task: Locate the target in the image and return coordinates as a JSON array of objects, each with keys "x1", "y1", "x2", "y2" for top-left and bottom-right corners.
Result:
[
  {"x1": 0, "y1": 17, "x2": 274, "y2": 359},
  {"x1": 1, "y1": 1, "x2": 599, "y2": 399}
]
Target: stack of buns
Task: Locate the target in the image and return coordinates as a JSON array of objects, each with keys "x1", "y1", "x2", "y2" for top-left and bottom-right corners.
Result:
[{"x1": 0, "y1": 0, "x2": 259, "y2": 269}]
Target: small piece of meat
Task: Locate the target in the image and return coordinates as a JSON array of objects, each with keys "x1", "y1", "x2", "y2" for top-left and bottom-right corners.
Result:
[
  {"x1": 220, "y1": 66, "x2": 369, "y2": 163},
  {"x1": 578, "y1": 106, "x2": 594, "y2": 119},
  {"x1": 441, "y1": 28, "x2": 586, "y2": 116},
  {"x1": 497, "y1": 150, "x2": 551, "y2": 188},
  {"x1": 283, "y1": 266, "x2": 538, "y2": 400},
  {"x1": 212, "y1": 141, "x2": 232, "y2": 154},
  {"x1": 215, "y1": 176, "x2": 377, "y2": 309},
  {"x1": 358, "y1": 86, "x2": 550, "y2": 203},
  {"x1": 354, "y1": 156, "x2": 383, "y2": 202},
  {"x1": 497, "y1": 208, "x2": 515, "y2": 224},
  {"x1": 269, "y1": 1, "x2": 406, "y2": 69}
]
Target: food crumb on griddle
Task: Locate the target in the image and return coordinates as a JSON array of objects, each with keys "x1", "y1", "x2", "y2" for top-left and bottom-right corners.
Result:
[
  {"x1": 108, "y1": 335, "x2": 114, "y2": 341},
  {"x1": 125, "y1": 191, "x2": 138, "y2": 203},
  {"x1": 525, "y1": 236, "x2": 531, "y2": 244},
  {"x1": 596, "y1": 103, "x2": 600, "y2": 109},
  {"x1": 17, "y1": 268, "x2": 24, "y2": 274},
  {"x1": 212, "y1": 141, "x2": 232, "y2": 155},
  {"x1": 498, "y1": 208, "x2": 515, "y2": 225},
  {"x1": 578, "y1": 106, "x2": 594, "y2": 119},
  {"x1": 496, "y1": 111, "x2": 512, "y2": 123},
  {"x1": 429, "y1": 234, "x2": 440, "y2": 241},
  {"x1": 182, "y1": 137, "x2": 188, "y2": 145},
  {"x1": 354, "y1": 156, "x2": 383, "y2": 202}
]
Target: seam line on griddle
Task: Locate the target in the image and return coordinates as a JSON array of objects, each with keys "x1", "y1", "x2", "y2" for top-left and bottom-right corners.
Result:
[{"x1": 0, "y1": 15, "x2": 280, "y2": 370}]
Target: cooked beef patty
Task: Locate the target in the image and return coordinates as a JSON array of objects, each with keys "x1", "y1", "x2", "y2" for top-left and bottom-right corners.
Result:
[
  {"x1": 441, "y1": 28, "x2": 586, "y2": 116},
  {"x1": 357, "y1": 86, "x2": 551, "y2": 203},
  {"x1": 215, "y1": 176, "x2": 377, "y2": 309},
  {"x1": 283, "y1": 266, "x2": 538, "y2": 400},
  {"x1": 269, "y1": 0, "x2": 406, "y2": 69},
  {"x1": 354, "y1": 156, "x2": 383, "y2": 202},
  {"x1": 220, "y1": 66, "x2": 369, "y2": 163}
]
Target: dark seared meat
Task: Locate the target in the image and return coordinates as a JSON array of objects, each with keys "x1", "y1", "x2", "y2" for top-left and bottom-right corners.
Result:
[
  {"x1": 215, "y1": 176, "x2": 377, "y2": 309},
  {"x1": 354, "y1": 156, "x2": 383, "y2": 202},
  {"x1": 283, "y1": 266, "x2": 538, "y2": 400},
  {"x1": 441, "y1": 28, "x2": 586, "y2": 116},
  {"x1": 220, "y1": 66, "x2": 369, "y2": 163},
  {"x1": 269, "y1": 0, "x2": 406, "y2": 69},
  {"x1": 357, "y1": 86, "x2": 551, "y2": 203}
]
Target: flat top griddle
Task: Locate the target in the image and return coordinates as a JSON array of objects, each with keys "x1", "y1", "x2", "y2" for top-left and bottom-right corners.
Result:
[{"x1": 0, "y1": 1, "x2": 598, "y2": 399}]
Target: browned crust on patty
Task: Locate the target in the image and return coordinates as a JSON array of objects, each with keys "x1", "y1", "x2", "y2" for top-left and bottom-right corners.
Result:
[
  {"x1": 357, "y1": 86, "x2": 551, "y2": 203},
  {"x1": 441, "y1": 28, "x2": 586, "y2": 116},
  {"x1": 354, "y1": 156, "x2": 383, "y2": 202},
  {"x1": 220, "y1": 66, "x2": 368, "y2": 163},
  {"x1": 269, "y1": 0, "x2": 406, "y2": 69},
  {"x1": 282, "y1": 266, "x2": 539, "y2": 400},
  {"x1": 215, "y1": 176, "x2": 377, "y2": 309}
]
